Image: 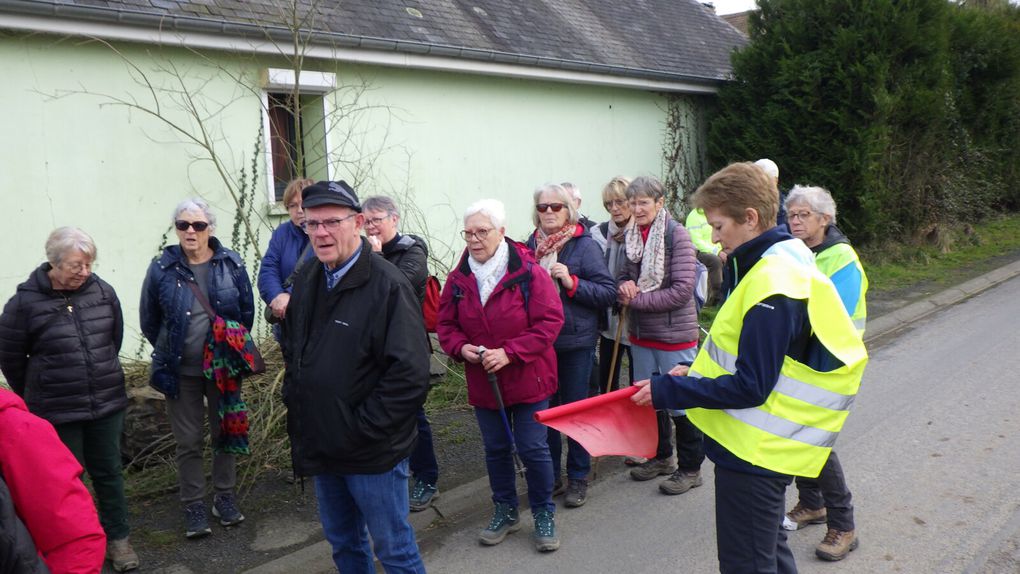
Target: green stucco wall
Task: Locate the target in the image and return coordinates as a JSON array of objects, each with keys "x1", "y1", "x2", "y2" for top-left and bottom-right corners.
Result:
[{"x1": 0, "y1": 31, "x2": 705, "y2": 354}]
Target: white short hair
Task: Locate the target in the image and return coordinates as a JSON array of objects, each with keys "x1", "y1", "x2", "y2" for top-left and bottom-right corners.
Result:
[
  {"x1": 785, "y1": 185, "x2": 838, "y2": 225},
  {"x1": 172, "y1": 197, "x2": 217, "y2": 230},
  {"x1": 464, "y1": 199, "x2": 506, "y2": 229},
  {"x1": 754, "y1": 158, "x2": 779, "y2": 179},
  {"x1": 45, "y1": 226, "x2": 97, "y2": 266},
  {"x1": 561, "y1": 181, "x2": 582, "y2": 201}
]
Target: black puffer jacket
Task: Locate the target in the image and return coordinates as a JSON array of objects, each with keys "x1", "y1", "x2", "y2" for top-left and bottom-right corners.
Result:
[
  {"x1": 380, "y1": 233, "x2": 428, "y2": 305},
  {"x1": 0, "y1": 264, "x2": 127, "y2": 425}
]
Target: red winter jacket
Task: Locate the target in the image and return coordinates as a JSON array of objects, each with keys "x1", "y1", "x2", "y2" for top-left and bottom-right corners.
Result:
[
  {"x1": 437, "y1": 239, "x2": 564, "y2": 410},
  {"x1": 0, "y1": 389, "x2": 106, "y2": 574}
]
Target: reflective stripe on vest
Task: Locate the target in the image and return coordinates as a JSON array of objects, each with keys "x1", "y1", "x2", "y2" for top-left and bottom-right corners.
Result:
[
  {"x1": 815, "y1": 242, "x2": 868, "y2": 336},
  {"x1": 685, "y1": 239, "x2": 868, "y2": 477}
]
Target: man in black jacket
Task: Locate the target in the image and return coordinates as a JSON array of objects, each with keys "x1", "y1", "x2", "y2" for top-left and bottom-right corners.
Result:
[
  {"x1": 362, "y1": 195, "x2": 441, "y2": 513},
  {"x1": 281, "y1": 181, "x2": 430, "y2": 573}
]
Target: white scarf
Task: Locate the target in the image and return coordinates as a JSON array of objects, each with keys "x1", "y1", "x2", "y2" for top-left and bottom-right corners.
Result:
[{"x1": 468, "y1": 240, "x2": 510, "y2": 306}]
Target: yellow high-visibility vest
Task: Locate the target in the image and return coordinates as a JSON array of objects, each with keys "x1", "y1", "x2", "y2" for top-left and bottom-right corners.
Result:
[
  {"x1": 686, "y1": 239, "x2": 868, "y2": 478},
  {"x1": 815, "y1": 242, "x2": 868, "y2": 335}
]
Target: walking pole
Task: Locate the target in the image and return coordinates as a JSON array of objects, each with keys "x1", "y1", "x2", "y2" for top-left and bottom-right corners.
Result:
[
  {"x1": 592, "y1": 307, "x2": 628, "y2": 480},
  {"x1": 479, "y1": 347, "x2": 527, "y2": 478}
]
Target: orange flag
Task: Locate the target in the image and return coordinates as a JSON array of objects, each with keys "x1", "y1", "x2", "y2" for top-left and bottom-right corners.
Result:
[{"x1": 535, "y1": 386, "x2": 657, "y2": 458}]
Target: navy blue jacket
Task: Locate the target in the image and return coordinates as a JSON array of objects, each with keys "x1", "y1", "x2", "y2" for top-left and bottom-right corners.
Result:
[
  {"x1": 257, "y1": 220, "x2": 311, "y2": 304},
  {"x1": 140, "y1": 237, "x2": 255, "y2": 399},
  {"x1": 650, "y1": 227, "x2": 826, "y2": 477},
  {"x1": 526, "y1": 225, "x2": 616, "y2": 351}
]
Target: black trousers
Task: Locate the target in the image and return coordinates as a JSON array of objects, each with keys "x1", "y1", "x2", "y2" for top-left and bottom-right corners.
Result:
[
  {"x1": 795, "y1": 450, "x2": 854, "y2": 531},
  {"x1": 715, "y1": 465, "x2": 797, "y2": 574},
  {"x1": 654, "y1": 412, "x2": 705, "y2": 471}
]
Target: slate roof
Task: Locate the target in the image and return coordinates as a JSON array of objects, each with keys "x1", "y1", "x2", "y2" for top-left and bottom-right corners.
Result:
[{"x1": 2, "y1": 0, "x2": 747, "y2": 86}]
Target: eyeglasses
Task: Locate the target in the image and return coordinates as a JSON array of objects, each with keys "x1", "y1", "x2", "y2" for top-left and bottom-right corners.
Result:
[
  {"x1": 364, "y1": 216, "x2": 390, "y2": 227},
  {"x1": 175, "y1": 220, "x2": 210, "y2": 232},
  {"x1": 302, "y1": 213, "x2": 357, "y2": 233},
  {"x1": 60, "y1": 261, "x2": 93, "y2": 274},
  {"x1": 788, "y1": 211, "x2": 815, "y2": 222},
  {"x1": 461, "y1": 228, "x2": 494, "y2": 241},
  {"x1": 603, "y1": 199, "x2": 626, "y2": 210},
  {"x1": 536, "y1": 203, "x2": 567, "y2": 213}
]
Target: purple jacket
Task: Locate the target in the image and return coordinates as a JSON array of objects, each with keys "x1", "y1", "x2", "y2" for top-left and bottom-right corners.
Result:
[
  {"x1": 620, "y1": 217, "x2": 700, "y2": 345},
  {"x1": 437, "y1": 239, "x2": 564, "y2": 410}
]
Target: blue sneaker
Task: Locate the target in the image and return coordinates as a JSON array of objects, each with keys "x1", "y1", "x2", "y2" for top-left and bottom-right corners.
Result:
[
  {"x1": 183, "y1": 501, "x2": 211, "y2": 539},
  {"x1": 212, "y1": 493, "x2": 245, "y2": 527},
  {"x1": 409, "y1": 478, "x2": 439, "y2": 512}
]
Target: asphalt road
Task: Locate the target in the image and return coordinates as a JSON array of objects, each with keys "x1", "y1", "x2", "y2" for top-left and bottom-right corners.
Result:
[{"x1": 420, "y1": 276, "x2": 1020, "y2": 574}]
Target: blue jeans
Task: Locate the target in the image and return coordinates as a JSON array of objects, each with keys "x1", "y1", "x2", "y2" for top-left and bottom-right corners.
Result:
[
  {"x1": 409, "y1": 408, "x2": 439, "y2": 485},
  {"x1": 475, "y1": 399, "x2": 555, "y2": 514},
  {"x1": 548, "y1": 346, "x2": 595, "y2": 480},
  {"x1": 314, "y1": 460, "x2": 425, "y2": 574}
]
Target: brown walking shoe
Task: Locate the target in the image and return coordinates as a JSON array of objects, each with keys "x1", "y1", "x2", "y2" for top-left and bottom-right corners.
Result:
[
  {"x1": 107, "y1": 537, "x2": 140, "y2": 572},
  {"x1": 629, "y1": 457, "x2": 677, "y2": 481},
  {"x1": 658, "y1": 469, "x2": 703, "y2": 495},
  {"x1": 783, "y1": 502, "x2": 827, "y2": 531},
  {"x1": 815, "y1": 528, "x2": 859, "y2": 561}
]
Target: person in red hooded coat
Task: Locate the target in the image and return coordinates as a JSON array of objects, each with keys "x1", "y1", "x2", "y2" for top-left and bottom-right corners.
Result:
[{"x1": 0, "y1": 388, "x2": 106, "y2": 574}]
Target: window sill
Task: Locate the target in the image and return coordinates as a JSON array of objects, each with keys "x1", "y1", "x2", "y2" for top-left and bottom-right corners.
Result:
[{"x1": 266, "y1": 202, "x2": 289, "y2": 217}]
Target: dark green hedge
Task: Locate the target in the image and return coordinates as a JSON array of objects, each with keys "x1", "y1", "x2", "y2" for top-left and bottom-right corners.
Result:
[{"x1": 707, "y1": 0, "x2": 1020, "y2": 244}]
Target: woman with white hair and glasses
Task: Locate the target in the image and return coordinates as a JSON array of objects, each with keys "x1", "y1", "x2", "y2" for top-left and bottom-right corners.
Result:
[
  {"x1": 437, "y1": 199, "x2": 565, "y2": 552},
  {"x1": 140, "y1": 198, "x2": 255, "y2": 540},
  {"x1": 0, "y1": 226, "x2": 139, "y2": 572},
  {"x1": 783, "y1": 184, "x2": 868, "y2": 561}
]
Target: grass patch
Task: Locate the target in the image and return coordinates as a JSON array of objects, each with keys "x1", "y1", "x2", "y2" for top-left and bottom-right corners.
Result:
[{"x1": 860, "y1": 214, "x2": 1020, "y2": 293}]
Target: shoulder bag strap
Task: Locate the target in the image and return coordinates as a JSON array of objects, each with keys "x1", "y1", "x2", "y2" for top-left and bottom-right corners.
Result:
[{"x1": 185, "y1": 279, "x2": 217, "y2": 318}]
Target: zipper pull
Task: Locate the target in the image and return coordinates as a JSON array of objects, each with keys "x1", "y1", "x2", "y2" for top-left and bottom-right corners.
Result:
[{"x1": 67, "y1": 305, "x2": 74, "y2": 313}]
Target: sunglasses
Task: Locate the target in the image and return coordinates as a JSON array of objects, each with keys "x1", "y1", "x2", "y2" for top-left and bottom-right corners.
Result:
[
  {"x1": 175, "y1": 220, "x2": 210, "y2": 232},
  {"x1": 536, "y1": 203, "x2": 567, "y2": 213}
]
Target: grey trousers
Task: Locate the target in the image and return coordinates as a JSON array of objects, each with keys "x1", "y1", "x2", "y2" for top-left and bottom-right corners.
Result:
[{"x1": 166, "y1": 375, "x2": 236, "y2": 503}]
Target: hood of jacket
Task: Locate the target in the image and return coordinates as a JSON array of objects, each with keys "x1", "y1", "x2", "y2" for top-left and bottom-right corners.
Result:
[{"x1": 811, "y1": 224, "x2": 850, "y2": 254}]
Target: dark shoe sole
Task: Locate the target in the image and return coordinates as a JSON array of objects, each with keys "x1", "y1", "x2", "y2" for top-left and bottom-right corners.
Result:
[
  {"x1": 410, "y1": 491, "x2": 440, "y2": 512},
  {"x1": 479, "y1": 521, "x2": 522, "y2": 546},
  {"x1": 816, "y1": 537, "x2": 859, "y2": 561}
]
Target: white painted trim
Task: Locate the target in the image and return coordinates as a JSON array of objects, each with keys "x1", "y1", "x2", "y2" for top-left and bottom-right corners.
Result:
[
  {"x1": 263, "y1": 68, "x2": 336, "y2": 93},
  {"x1": 323, "y1": 96, "x2": 334, "y2": 181},
  {"x1": 0, "y1": 13, "x2": 720, "y2": 94},
  {"x1": 260, "y1": 91, "x2": 276, "y2": 204}
]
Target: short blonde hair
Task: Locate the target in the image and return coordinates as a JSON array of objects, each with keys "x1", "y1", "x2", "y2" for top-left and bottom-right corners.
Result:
[
  {"x1": 601, "y1": 176, "x2": 631, "y2": 204},
  {"x1": 532, "y1": 183, "x2": 579, "y2": 228}
]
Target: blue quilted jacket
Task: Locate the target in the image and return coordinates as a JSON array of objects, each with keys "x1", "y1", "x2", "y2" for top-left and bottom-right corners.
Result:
[{"x1": 140, "y1": 237, "x2": 254, "y2": 398}]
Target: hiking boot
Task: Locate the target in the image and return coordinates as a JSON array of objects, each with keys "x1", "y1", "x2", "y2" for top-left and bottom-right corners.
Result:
[
  {"x1": 816, "y1": 528, "x2": 859, "y2": 561},
  {"x1": 783, "y1": 502, "x2": 827, "y2": 531},
  {"x1": 106, "y1": 537, "x2": 139, "y2": 572},
  {"x1": 552, "y1": 478, "x2": 567, "y2": 497},
  {"x1": 183, "y1": 501, "x2": 211, "y2": 539},
  {"x1": 624, "y1": 456, "x2": 647, "y2": 466},
  {"x1": 479, "y1": 503, "x2": 521, "y2": 546},
  {"x1": 564, "y1": 479, "x2": 588, "y2": 508},
  {"x1": 409, "y1": 479, "x2": 439, "y2": 512},
  {"x1": 630, "y1": 457, "x2": 677, "y2": 481},
  {"x1": 532, "y1": 510, "x2": 560, "y2": 552},
  {"x1": 212, "y1": 493, "x2": 245, "y2": 527},
  {"x1": 659, "y1": 469, "x2": 703, "y2": 495}
]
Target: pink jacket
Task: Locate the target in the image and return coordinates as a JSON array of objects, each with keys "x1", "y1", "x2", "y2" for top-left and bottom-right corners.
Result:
[
  {"x1": 0, "y1": 389, "x2": 106, "y2": 574},
  {"x1": 437, "y1": 239, "x2": 564, "y2": 409}
]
